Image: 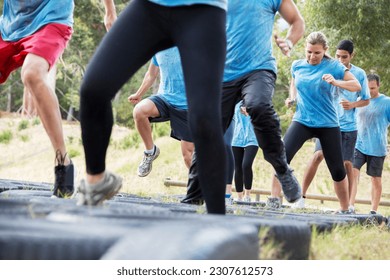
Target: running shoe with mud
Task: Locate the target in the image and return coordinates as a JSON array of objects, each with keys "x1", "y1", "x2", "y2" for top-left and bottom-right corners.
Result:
[
  {"x1": 275, "y1": 167, "x2": 302, "y2": 203},
  {"x1": 77, "y1": 171, "x2": 122, "y2": 206}
]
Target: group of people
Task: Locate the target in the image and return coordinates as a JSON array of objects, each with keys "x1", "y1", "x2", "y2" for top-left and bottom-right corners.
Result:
[{"x1": 1, "y1": 0, "x2": 388, "y2": 215}]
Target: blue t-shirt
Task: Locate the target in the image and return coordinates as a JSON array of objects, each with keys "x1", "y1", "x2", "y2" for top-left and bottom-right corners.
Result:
[
  {"x1": 148, "y1": 0, "x2": 227, "y2": 10},
  {"x1": 355, "y1": 94, "x2": 390, "y2": 157},
  {"x1": 292, "y1": 58, "x2": 347, "y2": 128},
  {"x1": 224, "y1": 0, "x2": 281, "y2": 82},
  {"x1": 332, "y1": 64, "x2": 370, "y2": 132},
  {"x1": 0, "y1": 0, "x2": 74, "y2": 42},
  {"x1": 152, "y1": 47, "x2": 187, "y2": 110},
  {"x1": 231, "y1": 101, "x2": 258, "y2": 147}
]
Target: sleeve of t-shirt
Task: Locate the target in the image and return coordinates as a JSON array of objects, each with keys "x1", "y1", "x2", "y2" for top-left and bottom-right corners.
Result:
[
  {"x1": 151, "y1": 56, "x2": 159, "y2": 67},
  {"x1": 291, "y1": 60, "x2": 298, "y2": 79},
  {"x1": 358, "y1": 73, "x2": 370, "y2": 100},
  {"x1": 386, "y1": 97, "x2": 390, "y2": 123},
  {"x1": 334, "y1": 60, "x2": 347, "y2": 80}
]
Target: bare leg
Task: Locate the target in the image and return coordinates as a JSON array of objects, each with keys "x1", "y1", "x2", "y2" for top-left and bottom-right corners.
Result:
[
  {"x1": 133, "y1": 99, "x2": 160, "y2": 151},
  {"x1": 345, "y1": 161, "x2": 356, "y2": 206},
  {"x1": 301, "y1": 150, "x2": 324, "y2": 196},
  {"x1": 370, "y1": 176, "x2": 382, "y2": 212},
  {"x1": 21, "y1": 54, "x2": 69, "y2": 165},
  {"x1": 180, "y1": 140, "x2": 194, "y2": 169},
  {"x1": 334, "y1": 177, "x2": 349, "y2": 211}
]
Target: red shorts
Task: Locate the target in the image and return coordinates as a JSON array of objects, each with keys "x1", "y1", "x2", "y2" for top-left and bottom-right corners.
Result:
[{"x1": 0, "y1": 23, "x2": 73, "y2": 84}]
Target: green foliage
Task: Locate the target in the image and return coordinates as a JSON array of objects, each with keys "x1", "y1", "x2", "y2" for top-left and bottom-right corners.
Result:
[
  {"x1": 152, "y1": 122, "x2": 171, "y2": 139},
  {"x1": 117, "y1": 132, "x2": 141, "y2": 150},
  {"x1": 31, "y1": 117, "x2": 40, "y2": 126},
  {"x1": 0, "y1": 130, "x2": 13, "y2": 144},
  {"x1": 67, "y1": 147, "x2": 81, "y2": 158},
  {"x1": 17, "y1": 119, "x2": 29, "y2": 131},
  {"x1": 298, "y1": 0, "x2": 390, "y2": 92},
  {"x1": 19, "y1": 134, "x2": 30, "y2": 142}
]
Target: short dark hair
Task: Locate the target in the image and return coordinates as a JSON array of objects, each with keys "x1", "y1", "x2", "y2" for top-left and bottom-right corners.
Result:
[
  {"x1": 337, "y1": 40, "x2": 354, "y2": 54},
  {"x1": 367, "y1": 73, "x2": 380, "y2": 85}
]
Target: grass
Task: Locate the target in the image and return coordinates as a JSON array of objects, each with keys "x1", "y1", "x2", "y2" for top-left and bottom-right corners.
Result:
[{"x1": 0, "y1": 113, "x2": 389, "y2": 259}]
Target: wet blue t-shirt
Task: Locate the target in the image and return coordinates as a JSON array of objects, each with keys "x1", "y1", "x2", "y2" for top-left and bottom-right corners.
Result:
[
  {"x1": 0, "y1": 0, "x2": 74, "y2": 42},
  {"x1": 152, "y1": 47, "x2": 187, "y2": 109},
  {"x1": 355, "y1": 94, "x2": 390, "y2": 157},
  {"x1": 292, "y1": 58, "x2": 347, "y2": 128},
  {"x1": 148, "y1": 0, "x2": 227, "y2": 10},
  {"x1": 332, "y1": 64, "x2": 370, "y2": 132},
  {"x1": 224, "y1": 0, "x2": 281, "y2": 82},
  {"x1": 231, "y1": 101, "x2": 258, "y2": 147}
]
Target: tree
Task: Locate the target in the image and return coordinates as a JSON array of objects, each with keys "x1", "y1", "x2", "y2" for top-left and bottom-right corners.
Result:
[{"x1": 298, "y1": 0, "x2": 390, "y2": 91}]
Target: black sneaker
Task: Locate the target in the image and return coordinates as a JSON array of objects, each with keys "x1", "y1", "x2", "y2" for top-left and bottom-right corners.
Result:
[
  {"x1": 52, "y1": 151, "x2": 74, "y2": 198},
  {"x1": 275, "y1": 167, "x2": 302, "y2": 203}
]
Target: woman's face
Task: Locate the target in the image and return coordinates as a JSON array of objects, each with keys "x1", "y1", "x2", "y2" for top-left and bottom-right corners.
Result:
[{"x1": 305, "y1": 43, "x2": 327, "y2": 65}]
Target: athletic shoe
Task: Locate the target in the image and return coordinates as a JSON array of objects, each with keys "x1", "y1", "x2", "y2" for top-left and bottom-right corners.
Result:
[
  {"x1": 348, "y1": 205, "x2": 356, "y2": 214},
  {"x1": 225, "y1": 194, "x2": 234, "y2": 205},
  {"x1": 266, "y1": 197, "x2": 281, "y2": 209},
  {"x1": 243, "y1": 196, "x2": 251, "y2": 203},
  {"x1": 77, "y1": 171, "x2": 122, "y2": 206},
  {"x1": 335, "y1": 209, "x2": 352, "y2": 214},
  {"x1": 291, "y1": 197, "x2": 305, "y2": 209},
  {"x1": 52, "y1": 151, "x2": 75, "y2": 198},
  {"x1": 275, "y1": 167, "x2": 302, "y2": 203},
  {"x1": 137, "y1": 146, "x2": 160, "y2": 177},
  {"x1": 369, "y1": 210, "x2": 377, "y2": 215}
]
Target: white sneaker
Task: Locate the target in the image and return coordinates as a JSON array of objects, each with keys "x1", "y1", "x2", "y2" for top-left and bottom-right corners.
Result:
[
  {"x1": 243, "y1": 196, "x2": 251, "y2": 203},
  {"x1": 291, "y1": 197, "x2": 305, "y2": 209}
]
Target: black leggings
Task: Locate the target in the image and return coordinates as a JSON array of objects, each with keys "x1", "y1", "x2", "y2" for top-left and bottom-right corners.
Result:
[
  {"x1": 232, "y1": 146, "x2": 258, "y2": 192},
  {"x1": 80, "y1": 0, "x2": 227, "y2": 214},
  {"x1": 283, "y1": 122, "x2": 346, "y2": 182}
]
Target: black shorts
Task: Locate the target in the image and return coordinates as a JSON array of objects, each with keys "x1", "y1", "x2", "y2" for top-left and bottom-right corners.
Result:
[
  {"x1": 353, "y1": 149, "x2": 385, "y2": 177},
  {"x1": 149, "y1": 95, "x2": 192, "y2": 142},
  {"x1": 314, "y1": 130, "x2": 357, "y2": 162}
]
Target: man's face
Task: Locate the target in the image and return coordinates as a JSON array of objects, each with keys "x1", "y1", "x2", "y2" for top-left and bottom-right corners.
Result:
[
  {"x1": 368, "y1": 80, "x2": 380, "y2": 98},
  {"x1": 335, "y1": 49, "x2": 352, "y2": 67}
]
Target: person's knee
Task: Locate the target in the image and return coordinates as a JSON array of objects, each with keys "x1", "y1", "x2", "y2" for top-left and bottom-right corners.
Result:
[
  {"x1": 331, "y1": 169, "x2": 346, "y2": 182},
  {"x1": 21, "y1": 67, "x2": 44, "y2": 89},
  {"x1": 133, "y1": 103, "x2": 152, "y2": 121}
]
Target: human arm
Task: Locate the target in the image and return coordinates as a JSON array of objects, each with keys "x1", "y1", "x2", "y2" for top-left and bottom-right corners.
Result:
[
  {"x1": 128, "y1": 62, "x2": 160, "y2": 104},
  {"x1": 322, "y1": 71, "x2": 362, "y2": 92},
  {"x1": 102, "y1": 0, "x2": 117, "y2": 31},
  {"x1": 274, "y1": 0, "x2": 305, "y2": 57},
  {"x1": 285, "y1": 78, "x2": 297, "y2": 107},
  {"x1": 340, "y1": 98, "x2": 370, "y2": 110}
]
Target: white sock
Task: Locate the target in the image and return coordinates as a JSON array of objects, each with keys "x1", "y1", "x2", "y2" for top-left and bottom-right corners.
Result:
[{"x1": 145, "y1": 145, "x2": 155, "y2": 155}]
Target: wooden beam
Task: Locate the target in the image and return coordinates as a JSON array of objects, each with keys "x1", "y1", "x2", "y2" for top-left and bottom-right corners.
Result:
[{"x1": 164, "y1": 178, "x2": 390, "y2": 207}]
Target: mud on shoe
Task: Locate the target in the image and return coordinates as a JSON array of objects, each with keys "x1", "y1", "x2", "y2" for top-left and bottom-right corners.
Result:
[
  {"x1": 137, "y1": 146, "x2": 160, "y2": 177},
  {"x1": 276, "y1": 167, "x2": 302, "y2": 203},
  {"x1": 266, "y1": 197, "x2": 281, "y2": 209},
  {"x1": 52, "y1": 150, "x2": 75, "y2": 198},
  {"x1": 77, "y1": 171, "x2": 122, "y2": 206}
]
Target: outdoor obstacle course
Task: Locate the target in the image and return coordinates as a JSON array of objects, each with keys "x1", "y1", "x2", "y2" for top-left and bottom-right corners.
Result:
[{"x1": 0, "y1": 178, "x2": 388, "y2": 260}]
